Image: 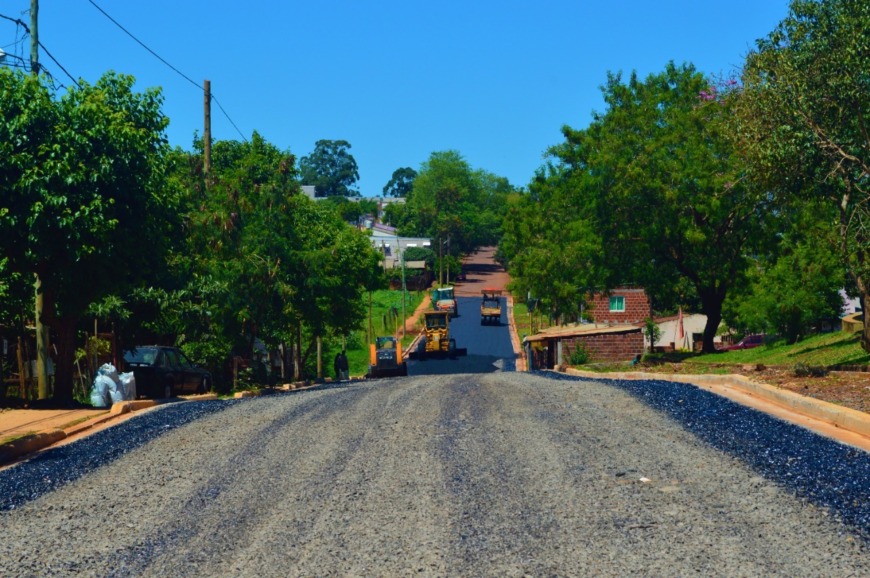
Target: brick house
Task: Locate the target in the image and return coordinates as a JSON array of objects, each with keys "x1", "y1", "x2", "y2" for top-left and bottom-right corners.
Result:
[
  {"x1": 523, "y1": 323, "x2": 644, "y2": 369},
  {"x1": 587, "y1": 286, "x2": 650, "y2": 325},
  {"x1": 523, "y1": 287, "x2": 650, "y2": 369}
]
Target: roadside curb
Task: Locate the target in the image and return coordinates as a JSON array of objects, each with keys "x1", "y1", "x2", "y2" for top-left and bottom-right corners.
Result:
[
  {"x1": 0, "y1": 395, "x2": 216, "y2": 467},
  {"x1": 565, "y1": 368, "x2": 870, "y2": 441},
  {"x1": 0, "y1": 429, "x2": 67, "y2": 466}
]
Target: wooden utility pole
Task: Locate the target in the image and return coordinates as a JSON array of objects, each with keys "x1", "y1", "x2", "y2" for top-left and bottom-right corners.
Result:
[
  {"x1": 31, "y1": 0, "x2": 50, "y2": 399},
  {"x1": 29, "y1": 0, "x2": 39, "y2": 75},
  {"x1": 203, "y1": 79, "x2": 211, "y2": 179}
]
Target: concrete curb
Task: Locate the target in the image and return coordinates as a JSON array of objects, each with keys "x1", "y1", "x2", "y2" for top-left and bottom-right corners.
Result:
[
  {"x1": 0, "y1": 395, "x2": 215, "y2": 467},
  {"x1": 565, "y1": 368, "x2": 870, "y2": 440},
  {"x1": 0, "y1": 429, "x2": 67, "y2": 465}
]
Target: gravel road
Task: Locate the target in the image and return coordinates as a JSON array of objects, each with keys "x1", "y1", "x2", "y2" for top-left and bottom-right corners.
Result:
[{"x1": 2, "y1": 372, "x2": 870, "y2": 576}]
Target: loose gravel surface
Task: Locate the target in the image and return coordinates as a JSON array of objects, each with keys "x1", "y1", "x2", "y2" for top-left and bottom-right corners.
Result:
[{"x1": 2, "y1": 373, "x2": 870, "y2": 576}]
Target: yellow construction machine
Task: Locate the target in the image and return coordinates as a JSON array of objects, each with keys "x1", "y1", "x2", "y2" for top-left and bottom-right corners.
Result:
[
  {"x1": 480, "y1": 288, "x2": 503, "y2": 325},
  {"x1": 409, "y1": 311, "x2": 468, "y2": 360}
]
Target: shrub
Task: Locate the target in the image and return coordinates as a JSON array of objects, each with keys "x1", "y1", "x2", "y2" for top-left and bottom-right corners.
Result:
[{"x1": 568, "y1": 343, "x2": 589, "y2": 366}]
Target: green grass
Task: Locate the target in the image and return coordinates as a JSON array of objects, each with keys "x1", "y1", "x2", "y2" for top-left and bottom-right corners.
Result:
[
  {"x1": 683, "y1": 330, "x2": 870, "y2": 369},
  {"x1": 345, "y1": 289, "x2": 426, "y2": 377},
  {"x1": 512, "y1": 301, "x2": 553, "y2": 341}
]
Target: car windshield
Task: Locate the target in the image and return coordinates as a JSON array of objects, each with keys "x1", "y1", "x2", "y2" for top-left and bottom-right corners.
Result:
[{"x1": 124, "y1": 347, "x2": 158, "y2": 365}]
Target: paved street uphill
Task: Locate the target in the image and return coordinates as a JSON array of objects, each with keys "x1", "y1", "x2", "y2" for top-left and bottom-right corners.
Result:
[
  {"x1": 2, "y1": 372, "x2": 870, "y2": 576},
  {"x1": 407, "y1": 295, "x2": 516, "y2": 376}
]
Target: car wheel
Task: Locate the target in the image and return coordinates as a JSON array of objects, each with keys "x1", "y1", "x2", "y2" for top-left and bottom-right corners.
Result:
[
  {"x1": 197, "y1": 376, "x2": 210, "y2": 394},
  {"x1": 163, "y1": 381, "x2": 174, "y2": 399}
]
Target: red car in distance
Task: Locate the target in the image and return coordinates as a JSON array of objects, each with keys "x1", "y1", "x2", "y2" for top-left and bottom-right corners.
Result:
[{"x1": 720, "y1": 334, "x2": 765, "y2": 351}]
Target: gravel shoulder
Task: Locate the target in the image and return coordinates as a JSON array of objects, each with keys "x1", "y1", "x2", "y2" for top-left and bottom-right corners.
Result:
[{"x1": 1, "y1": 374, "x2": 869, "y2": 576}]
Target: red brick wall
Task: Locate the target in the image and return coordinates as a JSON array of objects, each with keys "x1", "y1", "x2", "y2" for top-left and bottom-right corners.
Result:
[
  {"x1": 561, "y1": 330, "x2": 644, "y2": 364},
  {"x1": 588, "y1": 288, "x2": 650, "y2": 325}
]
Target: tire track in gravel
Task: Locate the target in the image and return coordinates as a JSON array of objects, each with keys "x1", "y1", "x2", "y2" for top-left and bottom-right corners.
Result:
[
  {"x1": 496, "y1": 372, "x2": 854, "y2": 575},
  {"x1": 100, "y1": 389, "x2": 365, "y2": 575},
  {"x1": 102, "y1": 383, "x2": 416, "y2": 577},
  {"x1": 4, "y1": 373, "x2": 870, "y2": 576},
  {"x1": 435, "y1": 375, "x2": 561, "y2": 574},
  {"x1": 546, "y1": 372, "x2": 870, "y2": 541}
]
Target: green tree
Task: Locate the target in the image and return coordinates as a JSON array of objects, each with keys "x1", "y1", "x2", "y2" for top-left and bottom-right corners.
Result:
[
  {"x1": 501, "y1": 167, "x2": 604, "y2": 321},
  {"x1": 738, "y1": 0, "x2": 870, "y2": 349},
  {"x1": 404, "y1": 151, "x2": 515, "y2": 257},
  {"x1": 725, "y1": 208, "x2": 846, "y2": 343},
  {"x1": 162, "y1": 134, "x2": 382, "y2": 383},
  {"x1": 299, "y1": 139, "x2": 360, "y2": 197},
  {"x1": 383, "y1": 167, "x2": 417, "y2": 198},
  {"x1": 0, "y1": 70, "x2": 178, "y2": 402},
  {"x1": 514, "y1": 63, "x2": 776, "y2": 351}
]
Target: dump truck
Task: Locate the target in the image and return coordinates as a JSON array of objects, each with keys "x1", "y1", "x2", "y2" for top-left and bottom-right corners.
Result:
[
  {"x1": 431, "y1": 286, "x2": 458, "y2": 317},
  {"x1": 366, "y1": 336, "x2": 408, "y2": 378},
  {"x1": 480, "y1": 289, "x2": 503, "y2": 325},
  {"x1": 409, "y1": 310, "x2": 468, "y2": 360}
]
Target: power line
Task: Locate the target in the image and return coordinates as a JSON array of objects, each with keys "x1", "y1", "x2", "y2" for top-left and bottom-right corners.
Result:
[
  {"x1": 0, "y1": 11, "x2": 78, "y2": 88},
  {"x1": 87, "y1": 0, "x2": 248, "y2": 142}
]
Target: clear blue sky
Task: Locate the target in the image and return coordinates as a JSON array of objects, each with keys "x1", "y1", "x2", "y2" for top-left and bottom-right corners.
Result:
[{"x1": 2, "y1": 1, "x2": 789, "y2": 195}]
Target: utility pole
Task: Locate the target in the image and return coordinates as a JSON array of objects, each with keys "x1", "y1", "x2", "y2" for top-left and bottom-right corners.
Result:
[
  {"x1": 29, "y1": 0, "x2": 39, "y2": 75},
  {"x1": 446, "y1": 235, "x2": 451, "y2": 285},
  {"x1": 31, "y1": 0, "x2": 50, "y2": 400},
  {"x1": 203, "y1": 79, "x2": 211, "y2": 180},
  {"x1": 398, "y1": 236, "x2": 406, "y2": 339},
  {"x1": 438, "y1": 236, "x2": 443, "y2": 287}
]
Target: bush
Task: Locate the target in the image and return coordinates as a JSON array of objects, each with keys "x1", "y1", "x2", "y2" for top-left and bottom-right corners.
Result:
[{"x1": 568, "y1": 344, "x2": 589, "y2": 366}]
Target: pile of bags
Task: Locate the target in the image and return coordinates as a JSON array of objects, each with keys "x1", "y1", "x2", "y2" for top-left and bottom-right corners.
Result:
[{"x1": 89, "y1": 363, "x2": 136, "y2": 408}]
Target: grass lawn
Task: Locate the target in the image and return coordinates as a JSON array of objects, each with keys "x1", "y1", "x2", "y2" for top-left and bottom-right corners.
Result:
[
  {"x1": 684, "y1": 330, "x2": 870, "y2": 369},
  {"x1": 512, "y1": 301, "x2": 553, "y2": 342},
  {"x1": 344, "y1": 289, "x2": 426, "y2": 377}
]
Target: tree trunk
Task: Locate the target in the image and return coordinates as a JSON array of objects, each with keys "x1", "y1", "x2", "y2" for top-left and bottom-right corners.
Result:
[
  {"x1": 37, "y1": 284, "x2": 79, "y2": 405},
  {"x1": 861, "y1": 288, "x2": 870, "y2": 353},
  {"x1": 52, "y1": 316, "x2": 78, "y2": 405},
  {"x1": 698, "y1": 287, "x2": 725, "y2": 354}
]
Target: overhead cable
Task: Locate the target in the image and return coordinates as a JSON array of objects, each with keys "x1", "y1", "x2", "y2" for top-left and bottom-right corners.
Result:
[{"x1": 87, "y1": 0, "x2": 248, "y2": 142}]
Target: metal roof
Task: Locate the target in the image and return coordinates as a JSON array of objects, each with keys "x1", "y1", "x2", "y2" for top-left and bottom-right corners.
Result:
[{"x1": 523, "y1": 323, "x2": 641, "y2": 343}]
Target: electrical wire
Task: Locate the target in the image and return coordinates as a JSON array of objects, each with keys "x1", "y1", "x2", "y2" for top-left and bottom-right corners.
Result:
[
  {"x1": 86, "y1": 0, "x2": 248, "y2": 142},
  {"x1": 0, "y1": 11, "x2": 77, "y2": 88}
]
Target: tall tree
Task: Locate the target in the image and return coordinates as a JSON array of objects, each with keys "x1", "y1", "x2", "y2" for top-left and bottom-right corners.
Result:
[
  {"x1": 298, "y1": 139, "x2": 360, "y2": 197},
  {"x1": 159, "y1": 133, "x2": 381, "y2": 383},
  {"x1": 738, "y1": 0, "x2": 870, "y2": 349},
  {"x1": 515, "y1": 63, "x2": 776, "y2": 351},
  {"x1": 383, "y1": 167, "x2": 417, "y2": 197},
  {"x1": 0, "y1": 70, "x2": 178, "y2": 402},
  {"x1": 404, "y1": 151, "x2": 515, "y2": 255},
  {"x1": 501, "y1": 166, "x2": 605, "y2": 321}
]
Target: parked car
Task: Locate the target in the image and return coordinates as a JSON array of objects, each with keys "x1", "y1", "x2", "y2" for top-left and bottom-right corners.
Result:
[
  {"x1": 720, "y1": 334, "x2": 765, "y2": 351},
  {"x1": 122, "y1": 346, "x2": 212, "y2": 399}
]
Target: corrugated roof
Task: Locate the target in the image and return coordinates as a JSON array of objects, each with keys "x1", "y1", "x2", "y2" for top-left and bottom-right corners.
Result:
[{"x1": 523, "y1": 323, "x2": 640, "y2": 343}]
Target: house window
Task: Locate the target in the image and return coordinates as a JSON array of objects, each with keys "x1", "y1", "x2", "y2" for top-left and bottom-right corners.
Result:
[{"x1": 609, "y1": 296, "x2": 625, "y2": 312}]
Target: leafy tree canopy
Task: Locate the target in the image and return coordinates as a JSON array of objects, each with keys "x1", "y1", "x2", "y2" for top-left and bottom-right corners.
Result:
[
  {"x1": 383, "y1": 167, "x2": 417, "y2": 197},
  {"x1": 0, "y1": 69, "x2": 178, "y2": 401},
  {"x1": 299, "y1": 139, "x2": 360, "y2": 197},
  {"x1": 505, "y1": 63, "x2": 778, "y2": 351},
  {"x1": 738, "y1": 0, "x2": 870, "y2": 348},
  {"x1": 403, "y1": 151, "x2": 515, "y2": 255}
]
